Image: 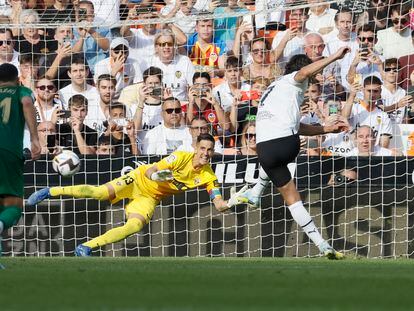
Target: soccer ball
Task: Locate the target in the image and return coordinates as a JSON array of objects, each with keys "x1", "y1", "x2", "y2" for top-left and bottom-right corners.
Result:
[{"x1": 52, "y1": 150, "x2": 80, "y2": 177}]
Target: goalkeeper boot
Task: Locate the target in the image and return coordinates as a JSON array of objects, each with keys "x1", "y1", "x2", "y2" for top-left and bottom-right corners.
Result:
[
  {"x1": 237, "y1": 188, "x2": 260, "y2": 209},
  {"x1": 27, "y1": 188, "x2": 51, "y2": 206},
  {"x1": 75, "y1": 244, "x2": 92, "y2": 257},
  {"x1": 319, "y1": 241, "x2": 344, "y2": 260}
]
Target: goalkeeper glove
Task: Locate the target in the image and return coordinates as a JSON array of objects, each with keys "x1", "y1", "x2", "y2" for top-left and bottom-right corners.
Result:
[
  {"x1": 151, "y1": 169, "x2": 173, "y2": 182},
  {"x1": 226, "y1": 185, "x2": 250, "y2": 208}
]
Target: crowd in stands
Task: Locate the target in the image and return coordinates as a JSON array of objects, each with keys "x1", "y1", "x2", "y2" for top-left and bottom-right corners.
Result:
[{"x1": 2, "y1": 0, "x2": 414, "y2": 157}]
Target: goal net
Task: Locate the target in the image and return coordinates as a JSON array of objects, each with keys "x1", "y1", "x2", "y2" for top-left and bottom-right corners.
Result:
[{"x1": 2, "y1": 0, "x2": 414, "y2": 258}]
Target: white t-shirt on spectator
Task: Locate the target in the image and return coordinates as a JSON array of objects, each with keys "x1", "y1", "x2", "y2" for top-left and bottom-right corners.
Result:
[
  {"x1": 141, "y1": 123, "x2": 192, "y2": 155},
  {"x1": 255, "y1": 0, "x2": 286, "y2": 29},
  {"x1": 58, "y1": 84, "x2": 100, "y2": 108},
  {"x1": 271, "y1": 31, "x2": 304, "y2": 68},
  {"x1": 135, "y1": 103, "x2": 163, "y2": 143},
  {"x1": 375, "y1": 27, "x2": 414, "y2": 60},
  {"x1": 177, "y1": 139, "x2": 224, "y2": 154},
  {"x1": 381, "y1": 85, "x2": 406, "y2": 124},
  {"x1": 306, "y1": 8, "x2": 337, "y2": 33},
  {"x1": 322, "y1": 132, "x2": 354, "y2": 156},
  {"x1": 143, "y1": 55, "x2": 195, "y2": 101},
  {"x1": 213, "y1": 81, "x2": 250, "y2": 112},
  {"x1": 34, "y1": 99, "x2": 63, "y2": 123},
  {"x1": 160, "y1": 7, "x2": 197, "y2": 35},
  {"x1": 1, "y1": 50, "x2": 20, "y2": 74},
  {"x1": 94, "y1": 57, "x2": 143, "y2": 94},
  {"x1": 347, "y1": 145, "x2": 393, "y2": 156},
  {"x1": 256, "y1": 71, "x2": 308, "y2": 143},
  {"x1": 127, "y1": 28, "x2": 156, "y2": 63},
  {"x1": 91, "y1": 0, "x2": 120, "y2": 25},
  {"x1": 322, "y1": 32, "x2": 359, "y2": 57}
]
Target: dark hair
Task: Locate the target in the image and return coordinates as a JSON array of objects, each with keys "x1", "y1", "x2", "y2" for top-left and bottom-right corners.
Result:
[
  {"x1": 143, "y1": 66, "x2": 163, "y2": 83},
  {"x1": 284, "y1": 54, "x2": 312, "y2": 75},
  {"x1": 363, "y1": 75, "x2": 382, "y2": 86},
  {"x1": 197, "y1": 133, "x2": 215, "y2": 145},
  {"x1": 288, "y1": 7, "x2": 309, "y2": 16},
  {"x1": 192, "y1": 71, "x2": 211, "y2": 84},
  {"x1": 97, "y1": 74, "x2": 116, "y2": 86},
  {"x1": 79, "y1": 0, "x2": 94, "y2": 7},
  {"x1": 357, "y1": 22, "x2": 376, "y2": 35},
  {"x1": 191, "y1": 116, "x2": 208, "y2": 125},
  {"x1": 0, "y1": 28, "x2": 13, "y2": 38},
  {"x1": 225, "y1": 56, "x2": 241, "y2": 69},
  {"x1": 250, "y1": 37, "x2": 271, "y2": 51},
  {"x1": 384, "y1": 58, "x2": 399, "y2": 68},
  {"x1": 68, "y1": 94, "x2": 88, "y2": 108},
  {"x1": 109, "y1": 102, "x2": 127, "y2": 113},
  {"x1": 0, "y1": 63, "x2": 18, "y2": 82},
  {"x1": 19, "y1": 54, "x2": 39, "y2": 65},
  {"x1": 390, "y1": 2, "x2": 411, "y2": 16},
  {"x1": 98, "y1": 135, "x2": 113, "y2": 146},
  {"x1": 162, "y1": 96, "x2": 181, "y2": 107},
  {"x1": 334, "y1": 8, "x2": 353, "y2": 22},
  {"x1": 70, "y1": 55, "x2": 87, "y2": 69}
]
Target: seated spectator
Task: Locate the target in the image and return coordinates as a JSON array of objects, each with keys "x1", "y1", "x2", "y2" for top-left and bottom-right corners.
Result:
[
  {"x1": 58, "y1": 56, "x2": 99, "y2": 107},
  {"x1": 57, "y1": 94, "x2": 97, "y2": 155},
  {"x1": 160, "y1": 0, "x2": 198, "y2": 36},
  {"x1": 141, "y1": 97, "x2": 192, "y2": 155},
  {"x1": 73, "y1": 0, "x2": 111, "y2": 73},
  {"x1": 378, "y1": 58, "x2": 412, "y2": 124},
  {"x1": 0, "y1": 28, "x2": 19, "y2": 68},
  {"x1": 141, "y1": 29, "x2": 195, "y2": 101},
  {"x1": 94, "y1": 37, "x2": 142, "y2": 95},
  {"x1": 186, "y1": 17, "x2": 227, "y2": 70},
  {"x1": 186, "y1": 71, "x2": 228, "y2": 135},
  {"x1": 305, "y1": 0, "x2": 337, "y2": 35},
  {"x1": 270, "y1": 7, "x2": 309, "y2": 67},
  {"x1": 37, "y1": 121, "x2": 57, "y2": 154},
  {"x1": 347, "y1": 125, "x2": 401, "y2": 156},
  {"x1": 34, "y1": 77, "x2": 64, "y2": 123},
  {"x1": 375, "y1": 3, "x2": 414, "y2": 59},
  {"x1": 130, "y1": 67, "x2": 164, "y2": 144},
  {"x1": 96, "y1": 135, "x2": 116, "y2": 155},
  {"x1": 244, "y1": 37, "x2": 281, "y2": 81},
  {"x1": 213, "y1": 56, "x2": 250, "y2": 113},
  {"x1": 176, "y1": 116, "x2": 223, "y2": 153},
  {"x1": 100, "y1": 102, "x2": 138, "y2": 156},
  {"x1": 19, "y1": 54, "x2": 39, "y2": 90},
  {"x1": 342, "y1": 76, "x2": 393, "y2": 148}
]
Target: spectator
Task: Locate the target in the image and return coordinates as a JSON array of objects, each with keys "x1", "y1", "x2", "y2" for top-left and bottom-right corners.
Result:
[
  {"x1": 398, "y1": 30, "x2": 414, "y2": 90},
  {"x1": 90, "y1": 0, "x2": 122, "y2": 25},
  {"x1": 34, "y1": 77, "x2": 64, "y2": 123},
  {"x1": 19, "y1": 54, "x2": 39, "y2": 89},
  {"x1": 73, "y1": 0, "x2": 111, "y2": 73},
  {"x1": 375, "y1": 3, "x2": 414, "y2": 59},
  {"x1": 254, "y1": 0, "x2": 285, "y2": 30},
  {"x1": 39, "y1": 0, "x2": 76, "y2": 24},
  {"x1": 186, "y1": 17, "x2": 227, "y2": 70},
  {"x1": 94, "y1": 37, "x2": 143, "y2": 94},
  {"x1": 57, "y1": 94, "x2": 98, "y2": 155},
  {"x1": 187, "y1": 71, "x2": 228, "y2": 134},
  {"x1": 96, "y1": 135, "x2": 116, "y2": 155},
  {"x1": 37, "y1": 121, "x2": 57, "y2": 154},
  {"x1": 378, "y1": 58, "x2": 412, "y2": 124},
  {"x1": 176, "y1": 116, "x2": 223, "y2": 153},
  {"x1": 305, "y1": 0, "x2": 337, "y2": 34},
  {"x1": 342, "y1": 76, "x2": 393, "y2": 148},
  {"x1": 0, "y1": 28, "x2": 19, "y2": 68},
  {"x1": 142, "y1": 29, "x2": 195, "y2": 101},
  {"x1": 213, "y1": 56, "x2": 250, "y2": 113},
  {"x1": 356, "y1": 0, "x2": 390, "y2": 32},
  {"x1": 141, "y1": 97, "x2": 192, "y2": 155},
  {"x1": 160, "y1": 0, "x2": 198, "y2": 36},
  {"x1": 58, "y1": 56, "x2": 99, "y2": 108},
  {"x1": 239, "y1": 121, "x2": 257, "y2": 155},
  {"x1": 232, "y1": 20, "x2": 254, "y2": 64},
  {"x1": 130, "y1": 67, "x2": 164, "y2": 144},
  {"x1": 270, "y1": 7, "x2": 309, "y2": 67},
  {"x1": 244, "y1": 37, "x2": 281, "y2": 81},
  {"x1": 100, "y1": 102, "x2": 138, "y2": 156},
  {"x1": 6, "y1": 0, "x2": 27, "y2": 36},
  {"x1": 347, "y1": 125, "x2": 400, "y2": 156}
]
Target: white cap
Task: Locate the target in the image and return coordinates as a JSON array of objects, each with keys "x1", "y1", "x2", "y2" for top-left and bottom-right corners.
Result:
[{"x1": 110, "y1": 37, "x2": 130, "y2": 50}]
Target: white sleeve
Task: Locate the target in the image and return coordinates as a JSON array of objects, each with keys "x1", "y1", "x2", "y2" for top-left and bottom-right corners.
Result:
[
  {"x1": 379, "y1": 114, "x2": 393, "y2": 136},
  {"x1": 271, "y1": 31, "x2": 285, "y2": 51},
  {"x1": 185, "y1": 58, "x2": 195, "y2": 86},
  {"x1": 132, "y1": 61, "x2": 143, "y2": 83}
]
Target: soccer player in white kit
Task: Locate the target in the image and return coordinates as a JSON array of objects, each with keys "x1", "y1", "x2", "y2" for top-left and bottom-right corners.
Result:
[{"x1": 238, "y1": 47, "x2": 351, "y2": 259}]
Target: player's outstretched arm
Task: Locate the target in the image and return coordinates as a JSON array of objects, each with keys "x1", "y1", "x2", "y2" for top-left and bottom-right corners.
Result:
[
  {"x1": 145, "y1": 165, "x2": 173, "y2": 182},
  {"x1": 213, "y1": 185, "x2": 250, "y2": 212}
]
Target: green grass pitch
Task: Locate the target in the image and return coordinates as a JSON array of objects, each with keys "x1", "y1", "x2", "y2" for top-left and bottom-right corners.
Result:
[{"x1": 1, "y1": 257, "x2": 414, "y2": 311}]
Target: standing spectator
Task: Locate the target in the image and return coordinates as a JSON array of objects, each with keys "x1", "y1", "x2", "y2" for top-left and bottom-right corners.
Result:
[
  {"x1": 0, "y1": 28, "x2": 19, "y2": 69},
  {"x1": 94, "y1": 37, "x2": 143, "y2": 94},
  {"x1": 342, "y1": 76, "x2": 393, "y2": 148},
  {"x1": 375, "y1": 3, "x2": 414, "y2": 59},
  {"x1": 19, "y1": 54, "x2": 39, "y2": 90},
  {"x1": 142, "y1": 29, "x2": 195, "y2": 101},
  {"x1": 39, "y1": 0, "x2": 76, "y2": 24},
  {"x1": 244, "y1": 38, "x2": 280, "y2": 81},
  {"x1": 378, "y1": 58, "x2": 412, "y2": 124},
  {"x1": 34, "y1": 77, "x2": 64, "y2": 123},
  {"x1": 57, "y1": 94, "x2": 97, "y2": 155},
  {"x1": 305, "y1": 0, "x2": 337, "y2": 34},
  {"x1": 73, "y1": 0, "x2": 111, "y2": 73},
  {"x1": 186, "y1": 18, "x2": 227, "y2": 70},
  {"x1": 356, "y1": 0, "x2": 391, "y2": 32},
  {"x1": 160, "y1": 0, "x2": 198, "y2": 36},
  {"x1": 6, "y1": 0, "x2": 27, "y2": 36},
  {"x1": 188, "y1": 71, "x2": 228, "y2": 134},
  {"x1": 141, "y1": 97, "x2": 192, "y2": 155},
  {"x1": 90, "y1": 0, "x2": 122, "y2": 25}
]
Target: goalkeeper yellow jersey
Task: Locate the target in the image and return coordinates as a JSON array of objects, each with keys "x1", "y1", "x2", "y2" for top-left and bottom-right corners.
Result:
[{"x1": 134, "y1": 151, "x2": 219, "y2": 200}]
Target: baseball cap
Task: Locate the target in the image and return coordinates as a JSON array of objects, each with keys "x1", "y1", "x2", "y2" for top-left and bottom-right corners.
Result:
[{"x1": 110, "y1": 37, "x2": 130, "y2": 50}]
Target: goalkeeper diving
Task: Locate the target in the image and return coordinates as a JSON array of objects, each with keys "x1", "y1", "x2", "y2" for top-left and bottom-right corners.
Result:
[{"x1": 27, "y1": 133, "x2": 249, "y2": 256}]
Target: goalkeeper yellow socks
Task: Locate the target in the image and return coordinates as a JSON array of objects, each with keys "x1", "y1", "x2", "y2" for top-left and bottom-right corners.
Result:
[
  {"x1": 83, "y1": 218, "x2": 144, "y2": 249},
  {"x1": 0, "y1": 206, "x2": 22, "y2": 230},
  {"x1": 50, "y1": 185, "x2": 110, "y2": 201}
]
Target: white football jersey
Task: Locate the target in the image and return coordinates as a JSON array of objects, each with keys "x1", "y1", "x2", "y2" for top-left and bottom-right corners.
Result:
[{"x1": 381, "y1": 85, "x2": 406, "y2": 124}]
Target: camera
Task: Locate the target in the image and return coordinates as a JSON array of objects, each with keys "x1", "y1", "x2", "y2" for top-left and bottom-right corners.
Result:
[
  {"x1": 151, "y1": 87, "x2": 162, "y2": 96},
  {"x1": 334, "y1": 174, "x2": 346, "y2": 185},
  {"x1": 195, "y1": 87, "x2": 209, "y2": 98},
  {"x1": 61, "y1": 110, "x2": 71, "y2": 119},
  {"x1": 327, "y1": 101, "x2": 340, "y2": 116}
]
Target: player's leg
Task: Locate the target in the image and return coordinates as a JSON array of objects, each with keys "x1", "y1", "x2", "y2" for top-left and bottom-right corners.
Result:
[
  {"x1": 75, "y1": 196, "x2": 158, "y2": 256},
  {"x1": 238, "y1": 167, "x2": 270, "y2": 208}
]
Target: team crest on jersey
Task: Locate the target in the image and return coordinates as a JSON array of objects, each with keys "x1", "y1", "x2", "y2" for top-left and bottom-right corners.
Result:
[
  {"x1": 124, "y1": 75, "x2": 130, "y2": 83},
  {"x1": 207, "y1": 112, "x2": 216, "y2": 123},
  {"x1": 165, "y1": 154, "x2": 177, "y2": 164},
  {"x1": 175, "y1": 71, "x2": 182, "y2": 78},
  {"x1": 209, "y1": 52, "x2": 218, "y2": 63},
  {"x1": 194, "y1": 177, "x2": 201, "y2": 185},
  {"x1": 376, "y1": 115, "x2": 382, "y2": 124}
]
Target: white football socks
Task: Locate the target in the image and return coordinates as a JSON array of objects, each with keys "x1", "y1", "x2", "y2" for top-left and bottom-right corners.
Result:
[
  {"x1": 251, "y1": 167, "x2": 270, "y2": 197},
  {"x1": 288, "y1": 201, "x2": 325, "y2": 247}
]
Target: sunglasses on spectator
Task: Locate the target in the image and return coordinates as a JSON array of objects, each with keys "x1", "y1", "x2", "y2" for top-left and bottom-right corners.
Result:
[
  {"x1": 0, "y1": 40, "x2": 12, "y2": 47},
  {"x1": 158, "y1": 42, "x2": 174, "y2": 47},
  {"x1": 384, "y1": 67, "x2": 398, "y2": 72},
  {"x1": 392, "y1": 18, "x2": 408, "y2": 25},
  {"x1": 112, "y1": 46, "x2": 129, "y2": 53},
  {"x1": 245, "y1": 133, "x2": 256, "y2": 139},
  {"x1": 37, "y1": 85, "x2": 55, "y2": 91},
  {"x1": 359, "y1": 36, "x2": 374, "y2": 42},
  {"x1": 252, "y1": 49, "x2": 267, "y2": 54},
  {"x1": 164, "y1": 108, "x2": 182, "y2": 114}
]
